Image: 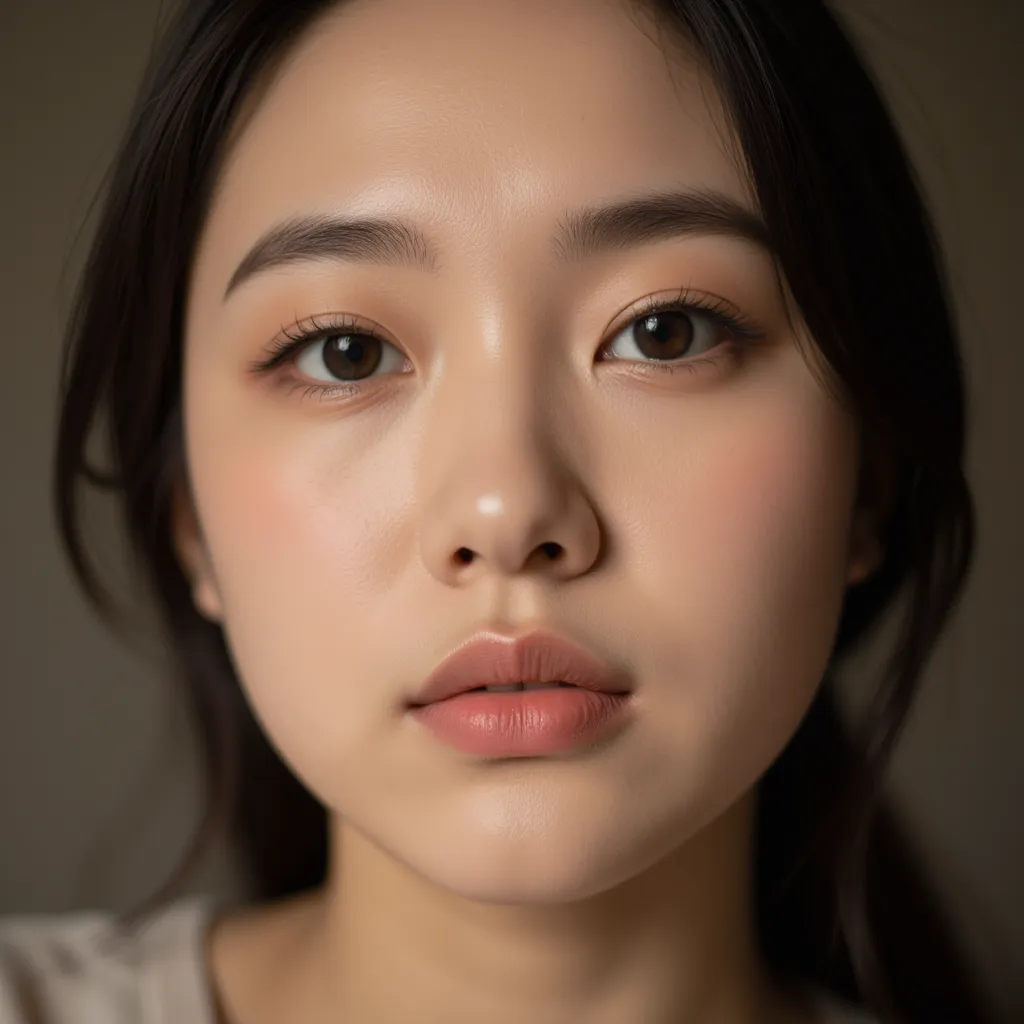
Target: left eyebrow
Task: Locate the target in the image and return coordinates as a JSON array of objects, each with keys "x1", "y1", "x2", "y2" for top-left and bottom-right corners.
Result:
[
  {"x1": 553, "y1": 187, "x2": 774, "y2": 263},
  {"x1": 223, "y1": 187, "x2": 773, "y2": 301}
]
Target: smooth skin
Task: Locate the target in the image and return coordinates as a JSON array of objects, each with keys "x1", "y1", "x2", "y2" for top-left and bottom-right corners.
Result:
[{"x1": 173, "y1": 0, "x2": 883, "y2": 1021}]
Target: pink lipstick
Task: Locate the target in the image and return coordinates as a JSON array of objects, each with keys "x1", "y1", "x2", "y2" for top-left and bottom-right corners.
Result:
[{"x1": 406, "y1": 628, "x2": 634, "y2": 757}]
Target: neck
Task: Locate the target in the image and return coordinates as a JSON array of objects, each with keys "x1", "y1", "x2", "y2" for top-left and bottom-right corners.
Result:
[{"x1": 243, "y1": 787, "x2": 811, "y2": 1024}]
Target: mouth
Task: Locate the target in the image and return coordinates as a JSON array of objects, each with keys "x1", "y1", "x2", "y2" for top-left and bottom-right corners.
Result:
[
  {"x1": 406, "y1": 676, "x2": 634, "y2": 757},
  {"x1": 410, "y1": 681, "x2": 581, "y2": 706},
  {"x1": 408, "y1": 627, "x2": 634, "y2": 708},
  {"x1": 461, "y1": 681, "x2": 579, "y2": 694}
]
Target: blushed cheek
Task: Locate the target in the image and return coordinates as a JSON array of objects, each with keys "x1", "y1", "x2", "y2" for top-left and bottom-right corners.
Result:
[
  {"x1": 708, "y1": 411, "x2": 857, "y2": 610},
  {"x1": 183, "y1": 410, "x2": 421, "y2": 752},
  {"x1": 190, "y1": 386, "x2": 408, "y2": 597},
  {"x1": 634, "y1": 385, "x2": 860, "y2": 719}
]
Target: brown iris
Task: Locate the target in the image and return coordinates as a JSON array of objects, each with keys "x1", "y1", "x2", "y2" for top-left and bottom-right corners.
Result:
[
  {"x1": 321, "y1": 333, "x2": 382, "y2": 381},
  {"x1": 630, "y1": 312, "x2": 695, "y2": 361}
]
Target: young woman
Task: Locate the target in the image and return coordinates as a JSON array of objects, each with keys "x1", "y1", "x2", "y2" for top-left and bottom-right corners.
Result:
[{"x1": 0, "y1": 0, "x2": 998, "y2": 1022}]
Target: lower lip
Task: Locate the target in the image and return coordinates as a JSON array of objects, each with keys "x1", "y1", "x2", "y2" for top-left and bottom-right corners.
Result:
[{"x1": 408, "y1": 686, "x2": 633, "y2": 757}]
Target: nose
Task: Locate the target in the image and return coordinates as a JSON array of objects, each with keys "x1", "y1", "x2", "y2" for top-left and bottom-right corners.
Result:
[{"x1": 417, "y1": 378, "x2": 602, "y2": 588}]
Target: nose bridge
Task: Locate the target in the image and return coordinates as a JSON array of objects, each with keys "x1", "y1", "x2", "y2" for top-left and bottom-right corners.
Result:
[{"x1": 416, "y1": 321, "x2": 600, "y2": 585}]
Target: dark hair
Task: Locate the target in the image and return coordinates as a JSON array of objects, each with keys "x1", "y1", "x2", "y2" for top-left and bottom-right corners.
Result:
[{"x1": 53, "y1": 1, "x2": 994, "y2": 1021}]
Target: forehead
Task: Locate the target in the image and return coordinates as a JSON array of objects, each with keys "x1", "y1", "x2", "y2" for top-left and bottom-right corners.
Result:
[{"x1": 195, "y1": 0, "x2": 750, "y2": 291}]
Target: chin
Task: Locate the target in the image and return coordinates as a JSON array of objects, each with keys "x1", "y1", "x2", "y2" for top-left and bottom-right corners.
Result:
[
  {"x1": 399, "y1": 819, "x2": 690, "y2": 907},
  {"x1": 424, "y1": 857, "x2": 636, "y2": 906}
]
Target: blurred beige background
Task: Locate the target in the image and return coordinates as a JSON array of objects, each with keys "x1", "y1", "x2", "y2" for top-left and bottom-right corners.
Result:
[{"x1": 1, "y1": 0, "x2": 1020, "y2": 1018}]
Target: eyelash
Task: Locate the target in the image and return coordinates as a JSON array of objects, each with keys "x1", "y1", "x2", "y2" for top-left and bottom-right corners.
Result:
[{"x1": 249, "y1": 288, "x2": 767, "y2": 403}]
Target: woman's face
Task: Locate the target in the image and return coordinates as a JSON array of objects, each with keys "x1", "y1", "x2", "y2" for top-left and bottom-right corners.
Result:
[{"x1": 178, "y1": 0, "x2": 877, "y2": 901}]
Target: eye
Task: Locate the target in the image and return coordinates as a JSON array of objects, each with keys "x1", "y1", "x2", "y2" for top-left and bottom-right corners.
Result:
[
  {"x1": 294, "y1": 329, "x2": 408, "y2": 383},
  {"x1": 603, "y1": 306, "x2": 730, "y2": 365}
]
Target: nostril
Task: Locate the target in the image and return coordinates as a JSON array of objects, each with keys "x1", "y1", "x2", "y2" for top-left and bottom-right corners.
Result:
[
  {"x1": 540, "y1": 542, "x2": 561, "y2": 560},
  {"x1": 455, "y1": 547, "x2": 475, "y2": 564}
]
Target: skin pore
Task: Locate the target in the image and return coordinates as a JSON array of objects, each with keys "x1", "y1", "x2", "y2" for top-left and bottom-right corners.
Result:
[{"x1": 173, "y1": 0, "x2": 883, "y2": 1021}]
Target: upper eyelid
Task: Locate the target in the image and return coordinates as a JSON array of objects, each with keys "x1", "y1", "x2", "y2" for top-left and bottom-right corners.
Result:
[
  {"x1": 612, "y1": 287, "x2": 752, "y2": 326},
  {"x1": 289, "y1": 293, "x2": 743, "y2": 341},
  {"x1": 251, "y1": 313, "x2": 397, "y2": 372},
  {"x1": 262, "y1": 289, "x2": 760, "y2": 367},
  {"x1": 283, "y1": 311, "x2": 390, "y2": 343}
]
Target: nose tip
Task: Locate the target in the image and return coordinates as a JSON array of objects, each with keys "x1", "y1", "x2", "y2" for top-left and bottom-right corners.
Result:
[
  {"x1": 416, "y1": 384, "x2": 602, "y2": 587},
  {"x1": 421, "y1": 473, "x2": 600, "y2": 586}
]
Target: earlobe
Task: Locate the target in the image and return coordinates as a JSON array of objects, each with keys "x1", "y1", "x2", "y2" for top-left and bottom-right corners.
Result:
[
  {"x1": 192, "y1": 576, "x2": 224, "y2": 623},
  {"x1": 846, "y1": 445, "x2": 894, "y2": 586},
  {"x1": 846, "y1": 516, "x2": 883, "y2": 586},
  {"x1": 170, "y1": 481, "x2": 224, "y2": 622},
  {"x1": 846, "y1": 484, "x2": 889, "y2": 586}
]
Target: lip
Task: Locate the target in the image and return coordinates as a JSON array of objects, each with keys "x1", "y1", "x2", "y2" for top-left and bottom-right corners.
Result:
[{"x1": 406, "y1": 628, "x2": 634, "y2": 707}]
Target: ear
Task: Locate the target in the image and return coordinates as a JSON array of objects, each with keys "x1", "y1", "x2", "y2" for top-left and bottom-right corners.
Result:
[
  {"x1": 846, "y1": 505, "x2": 885, "y2": 586},
  {"x1": 171, "y1": 479, "x2": 224, "y2": 622},
  {"x1": 846, "y1": 445, "x2": 894, "y2": 587}
]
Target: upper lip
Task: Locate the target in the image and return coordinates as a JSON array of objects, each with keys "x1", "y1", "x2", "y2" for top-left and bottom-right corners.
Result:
[{"x1": 407, "y1": 628, "x2": 633, "y2": 707}]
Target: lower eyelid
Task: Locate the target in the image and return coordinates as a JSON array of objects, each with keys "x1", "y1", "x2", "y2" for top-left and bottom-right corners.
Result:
[{"x1": 616, "y1": 345, "x2": 738, "y2": 376}]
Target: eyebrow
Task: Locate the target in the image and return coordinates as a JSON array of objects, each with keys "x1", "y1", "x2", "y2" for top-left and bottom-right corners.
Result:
[{"x1": 223, "y1": 187, "x2": 773, "y2": 300}]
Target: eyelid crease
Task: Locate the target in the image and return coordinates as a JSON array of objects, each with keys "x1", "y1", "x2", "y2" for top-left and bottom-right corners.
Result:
[{"x1": 247, "y1": 286, "x2": 768, "y2": 401}]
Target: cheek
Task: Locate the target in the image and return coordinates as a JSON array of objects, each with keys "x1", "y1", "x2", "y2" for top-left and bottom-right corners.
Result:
[
  {"x1": 695, "y1": 412, "x2": 857, "y2": 619},
  {"x1": 184, "y1": 400, "x2": 420, "y2": 779},
  {"x1": 623, "y1": 382, "x2": 859, "y2": 803}
]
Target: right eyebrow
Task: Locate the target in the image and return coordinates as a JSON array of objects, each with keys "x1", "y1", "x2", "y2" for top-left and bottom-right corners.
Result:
[
  {"x1": 224, "y1": 214, "x2": 438, "y2": 299},
  {"x1": 222, "y1": 187, "x2": 774, "y2": 302}
]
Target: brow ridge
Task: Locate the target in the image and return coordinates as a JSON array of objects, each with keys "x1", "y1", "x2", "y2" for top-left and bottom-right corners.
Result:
[
  {"x1": 553, "y1": 186, "x2": 772, "y2": 262},
  {"x1": 223, "y1": 188, "x2": 772, "y2": 300},
  {"x1": 224, "y1": 214, "x2": 436, "y2": 298}
]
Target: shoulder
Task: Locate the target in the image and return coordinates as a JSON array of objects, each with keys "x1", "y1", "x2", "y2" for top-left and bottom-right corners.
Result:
[{"x1": 0, "y1": 896, "x2": 217, "y2": 1024}]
